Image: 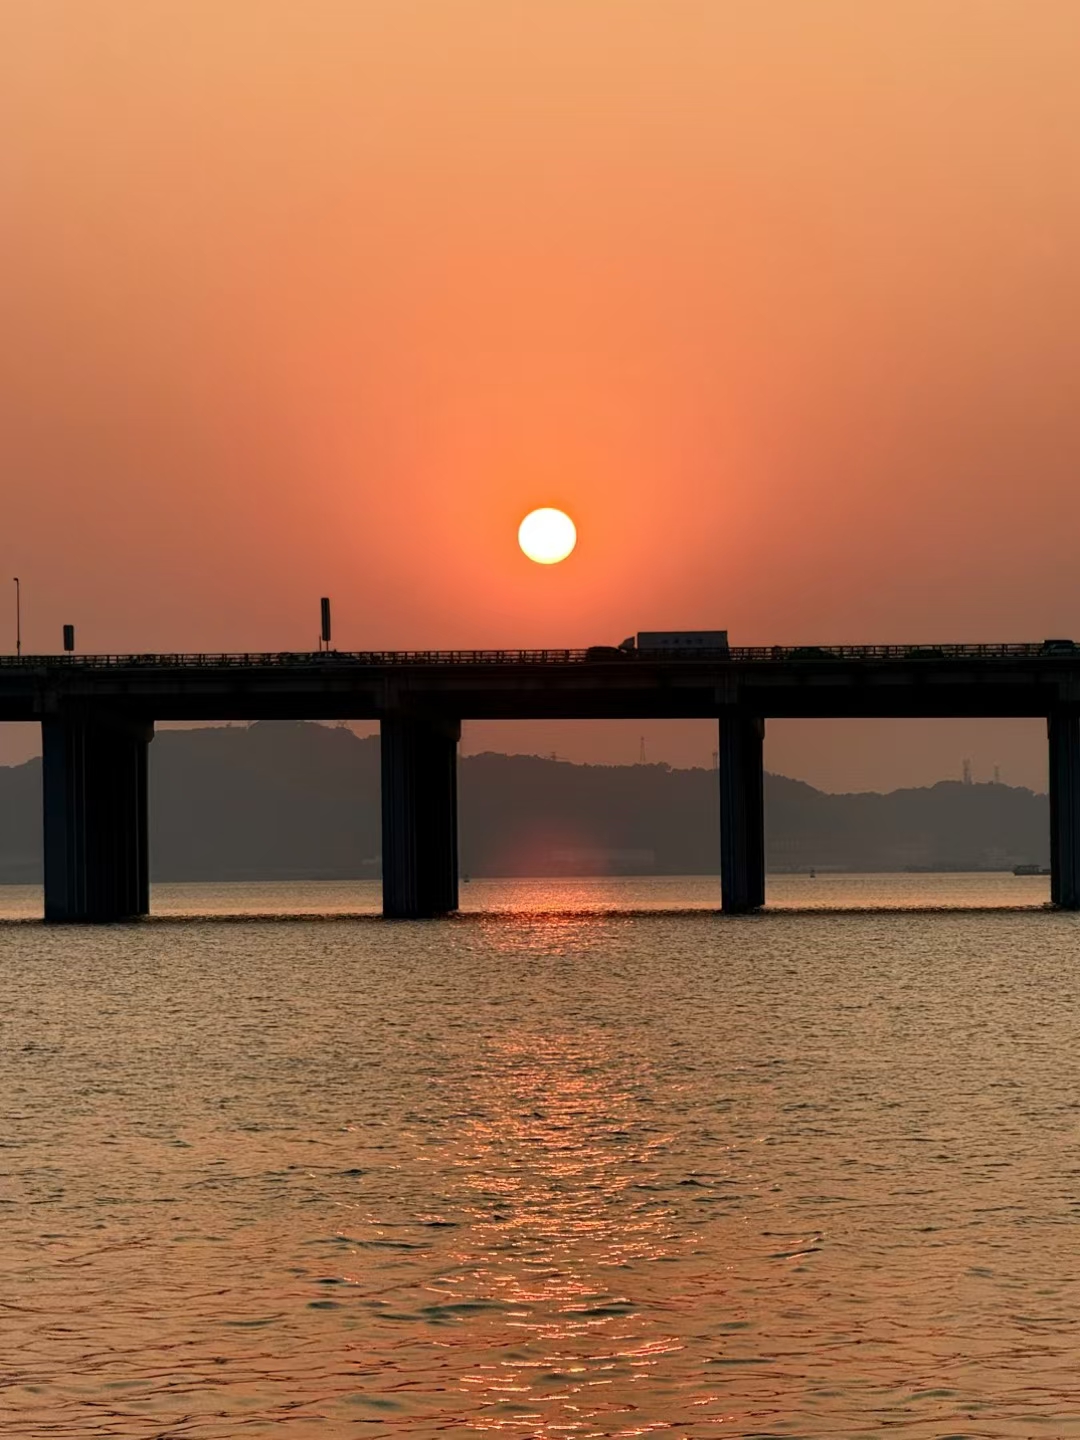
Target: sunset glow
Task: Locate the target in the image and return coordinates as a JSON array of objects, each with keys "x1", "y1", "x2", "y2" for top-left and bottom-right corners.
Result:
[
  {"x1": 518, "y1": 508, "x2": 577, "y2": 565},
  {"x1": 2, "y1": 2, "x2": 1079, "y2": 788}
]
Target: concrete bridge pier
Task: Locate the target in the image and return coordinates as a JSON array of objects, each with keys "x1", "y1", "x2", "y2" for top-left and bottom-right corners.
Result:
[
  {"x1": 42, "y1": 712, "x2": 153, "y2": 922},
  {"x1": 1049, "y1": 709, "x2": 1080, "y2": 909},
  {"x1": 719, "y1": 711, "x2": 765, "y2": 913},
  {"x1": 381, "y1": 714, "x2": 460, "y2": 918}
]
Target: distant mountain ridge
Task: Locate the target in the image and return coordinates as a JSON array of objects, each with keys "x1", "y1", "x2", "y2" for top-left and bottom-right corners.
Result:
[{"x1": 0, "y1": 721, "x2": 1050, "y2": 882}]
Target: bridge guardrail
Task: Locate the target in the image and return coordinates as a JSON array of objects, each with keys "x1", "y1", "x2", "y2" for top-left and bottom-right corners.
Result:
[{"x1": 0, "y1": 642, "x2": 1073, "y2": 669}]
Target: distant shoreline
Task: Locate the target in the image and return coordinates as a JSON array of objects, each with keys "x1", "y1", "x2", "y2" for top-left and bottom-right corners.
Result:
[
  {"x1": 0, "y1": 867, "x2": 1051, "y2": 887},
  {"x1": 0, "y1": 723, "x2": 1052, "y2": 881}
]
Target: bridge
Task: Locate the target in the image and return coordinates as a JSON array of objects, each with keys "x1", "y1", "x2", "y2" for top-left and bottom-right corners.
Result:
[{"x1": 1, "y1": 641, "x2": 1078, "y2": 920}]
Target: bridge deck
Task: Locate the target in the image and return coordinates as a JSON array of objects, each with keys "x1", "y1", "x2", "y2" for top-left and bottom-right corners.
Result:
[{"x1": 0, "y1": 645, "x2": 1077, "y2": 722}]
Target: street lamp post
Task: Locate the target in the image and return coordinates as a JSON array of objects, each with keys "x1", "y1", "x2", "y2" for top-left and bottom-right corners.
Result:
[{"x1": 13, "y1": 577, "x2": 20, "y2": 657}]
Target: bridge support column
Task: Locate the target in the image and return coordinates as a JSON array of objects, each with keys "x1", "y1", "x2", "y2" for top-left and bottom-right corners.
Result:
[
  {"x1": 720, "y1": 711, "x2": 765, "y2": 913},
  {"x1": 1049, "y1": 710, "x2": 1080, "y2": 909},
  {"x1": 42, "y1": 713, "x2": 153, "y2": 923},
  {"x1": 381, "y1": 715, "x2": 459, "y2": 918}
]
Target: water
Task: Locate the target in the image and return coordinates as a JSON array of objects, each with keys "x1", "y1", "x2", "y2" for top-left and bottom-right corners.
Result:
[
  {"x1": 0, "y1": 870, "x2": 1056, "y2": 921},
  {"x1": 2, "y1": 876, "x2": 1078, "y2": 1437}
]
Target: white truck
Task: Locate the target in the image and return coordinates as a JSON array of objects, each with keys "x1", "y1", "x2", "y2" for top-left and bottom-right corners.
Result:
[
  {"x1": 619, "y1": 631, "x2": 729, "y2": 655},
  {"x1": 586, "y1": 631, "x2": 730, "y2": 660}
]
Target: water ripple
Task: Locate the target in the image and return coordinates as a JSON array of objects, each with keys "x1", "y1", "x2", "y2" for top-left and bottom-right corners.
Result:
[{"x1": 0, "y1": 878, "x2": 1078, "y2": 1436}]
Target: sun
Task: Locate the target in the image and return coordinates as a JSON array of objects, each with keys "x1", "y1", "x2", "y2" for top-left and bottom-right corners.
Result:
[{"x1": 518, "y1": 508, "x2": 577, "y2": 565}]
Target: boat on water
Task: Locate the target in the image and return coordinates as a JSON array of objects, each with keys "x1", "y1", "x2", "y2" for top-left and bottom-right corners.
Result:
[{"x1": 1013, "y1": 863, "x2": 1051, "y2": 876}]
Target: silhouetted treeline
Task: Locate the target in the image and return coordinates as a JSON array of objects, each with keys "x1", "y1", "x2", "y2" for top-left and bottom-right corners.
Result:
[{"x1": 0, "y1": 721, "x2": 1051, "y2": 882}]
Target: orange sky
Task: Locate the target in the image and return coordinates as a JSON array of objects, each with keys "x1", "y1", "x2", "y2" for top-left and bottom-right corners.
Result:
[{"x1": 2, "y1": 2, "x2": 1078, "y2": 788}]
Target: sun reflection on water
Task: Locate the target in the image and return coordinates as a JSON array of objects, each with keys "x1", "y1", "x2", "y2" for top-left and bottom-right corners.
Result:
[{"x1": 431, "y1": 1023, "x2": 685, "y2": 1434}]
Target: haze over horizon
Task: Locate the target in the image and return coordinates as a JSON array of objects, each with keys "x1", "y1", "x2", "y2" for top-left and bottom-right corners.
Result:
[{"x1": 3, "y1": 2, "x2": 1077, "y2": 789}]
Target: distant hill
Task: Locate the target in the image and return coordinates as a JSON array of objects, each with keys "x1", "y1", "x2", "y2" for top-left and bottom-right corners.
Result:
[{"x1": 0, "y1": 721, "x2": 1051, "y2": 882}]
